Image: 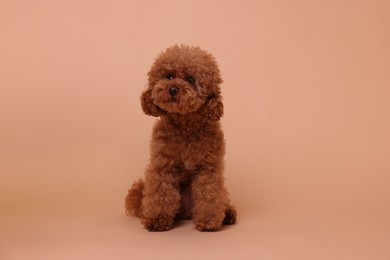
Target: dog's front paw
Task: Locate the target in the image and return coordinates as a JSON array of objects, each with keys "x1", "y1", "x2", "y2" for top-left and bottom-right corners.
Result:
[
  {"x1": 194, "y1": 215, "x2": 223, "y2": 232},
  {"x1": 195, "y1": 221, "x2": 222, "y2": 232},
  {"x1": 141, "y1": 216, "x2": 174, "y2": 232}
]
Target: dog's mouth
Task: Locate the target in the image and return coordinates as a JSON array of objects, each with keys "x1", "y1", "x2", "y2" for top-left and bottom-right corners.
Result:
[
  {"x1": 168, "y1": 96, "x2": 178, "y2": 103},
  {"x1": 151, "y1": 82, "x2": 206, "y2": 114}
]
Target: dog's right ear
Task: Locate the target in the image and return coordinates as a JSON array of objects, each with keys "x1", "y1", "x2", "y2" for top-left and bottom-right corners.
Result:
[{"x1": 140, "y1": 89, "x2": 164, "y2": 117}]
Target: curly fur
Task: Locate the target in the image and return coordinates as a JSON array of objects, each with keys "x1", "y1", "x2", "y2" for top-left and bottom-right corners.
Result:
[{"x1": 125, "y1": 45, "x2": 236, "y2": 231}]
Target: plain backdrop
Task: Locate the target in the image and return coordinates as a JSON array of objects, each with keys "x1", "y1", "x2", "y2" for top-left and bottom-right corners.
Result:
[{"x1": 1, "y1": 0, "x2": 389, "y2": 259}]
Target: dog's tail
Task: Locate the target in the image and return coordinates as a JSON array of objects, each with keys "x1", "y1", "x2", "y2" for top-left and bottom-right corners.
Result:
[{"x1": 125, "y1": 179, "x2": 144, "y2": 218}]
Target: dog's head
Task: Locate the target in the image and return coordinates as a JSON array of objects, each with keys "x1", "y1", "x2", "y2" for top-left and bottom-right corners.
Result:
[{"x1": 141, "y1": 45, "x2": 223, "y2": 121}]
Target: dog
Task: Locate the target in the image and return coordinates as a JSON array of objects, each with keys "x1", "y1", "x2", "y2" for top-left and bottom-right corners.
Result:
[{"x1": 125, "y1": 45, "x2": 236, "y2": 231}]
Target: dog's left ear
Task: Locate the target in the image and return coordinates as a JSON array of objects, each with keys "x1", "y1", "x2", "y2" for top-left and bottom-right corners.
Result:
[{"x1": 204, "y1": 88, "x2": 224, "y2": 121}]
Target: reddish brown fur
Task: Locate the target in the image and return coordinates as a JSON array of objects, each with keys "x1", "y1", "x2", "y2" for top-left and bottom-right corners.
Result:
[{"x1": 125, "y1": 45, "x2": 236, "y2": 231}]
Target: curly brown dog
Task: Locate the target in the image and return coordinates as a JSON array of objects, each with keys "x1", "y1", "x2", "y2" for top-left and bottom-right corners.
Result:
[{"x1": 125, "y1": 45, "x2": 236, "y2": 231}]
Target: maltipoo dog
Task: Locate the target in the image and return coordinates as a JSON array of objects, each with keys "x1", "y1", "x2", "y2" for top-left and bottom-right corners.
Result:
[{"x1": 125, "y1": 45, "x2": 236, "y2": 231}]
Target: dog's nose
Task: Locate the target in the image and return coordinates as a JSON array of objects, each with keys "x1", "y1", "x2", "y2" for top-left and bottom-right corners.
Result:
[{"x1": 168, "y1": 86, "x2": 179, "y2": 96}]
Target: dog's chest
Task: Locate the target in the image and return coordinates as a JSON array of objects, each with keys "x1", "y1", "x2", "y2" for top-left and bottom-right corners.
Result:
[
  {"x1": 181, "y1": 143, "x2": 201, "y2": 170},
  {"x1": 173, "y1": 140, "x2": 205, "y2": 183},
  {"x1": 154, "y1": 119, "x2": 222, "y2": 174},
  {"x1": 178, "y1": 138, "x2": 205, "y2": 171}
]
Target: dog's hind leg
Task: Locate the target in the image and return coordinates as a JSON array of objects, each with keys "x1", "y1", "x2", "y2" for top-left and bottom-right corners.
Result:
[{"x1": 222, "y1": 205, "x2": 237, "y2": 225}]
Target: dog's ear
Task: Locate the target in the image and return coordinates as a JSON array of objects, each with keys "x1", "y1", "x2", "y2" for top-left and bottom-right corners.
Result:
[
  {"x1": 204, "y1": 88, "x2": 224, "y2": 121},
  {"x1": 140, "y1": 89, "x2": 165, "y2": 117}
]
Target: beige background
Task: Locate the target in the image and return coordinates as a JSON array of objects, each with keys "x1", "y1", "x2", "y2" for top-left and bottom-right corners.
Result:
[{"x1": 1, "y1": 0, "x2": 390, "y2": 259}]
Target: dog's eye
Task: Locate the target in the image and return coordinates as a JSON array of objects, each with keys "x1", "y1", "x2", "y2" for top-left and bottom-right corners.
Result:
[
  {"x1": 165, "y1": 74, "x2": 175, "y2": 80},
  {"x1": 184, "y1": 76, "x2": 196, "y2": 85}
]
